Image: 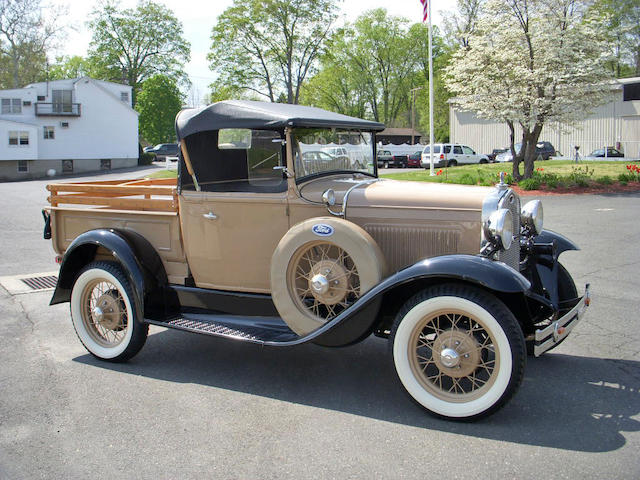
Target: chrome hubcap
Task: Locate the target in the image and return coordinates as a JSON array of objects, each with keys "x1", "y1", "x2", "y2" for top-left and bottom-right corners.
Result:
[
  {"x1": 311, "y1": 274, "x2": 330, "y2": 295},
  {"x1": 440, "y1": 348, "x2": 460, "y2": 368}
]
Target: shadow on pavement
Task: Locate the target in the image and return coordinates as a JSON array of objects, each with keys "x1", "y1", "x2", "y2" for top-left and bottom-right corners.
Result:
[{"x1": 74, "y1": 330, "x2": 639, "y2": 452}]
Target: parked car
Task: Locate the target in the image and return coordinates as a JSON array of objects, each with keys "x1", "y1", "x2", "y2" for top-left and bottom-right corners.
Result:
[
  {"x1": 43, "y1": 100, "x2": 589, "y2": 421},
  {"x1": 391, "y1": 153, "x2": 408, "y2": 168},
  {"x1": 496, "y1": 142, "x2": 557, "y2": 162},
  {"x1": 147, "y1": 143, "x2": 180, "y2": 160},
  {"x1": 407, "y1": 150, "x2": 422, "y2": 168},
  {"x1": 487, "y1": 148, "x2": 508, "y2": 162},
  {"x1": 589, "y1": 147, "x2": 624, "y2": 158},
  {"x1": 377, "y1": 149, "x2": 394, "y2": 168},
  {"x1": 420, "y1": 143, "x2": 490, "y2": 168}
]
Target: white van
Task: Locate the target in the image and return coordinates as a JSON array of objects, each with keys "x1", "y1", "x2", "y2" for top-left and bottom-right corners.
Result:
[{"x1": 421, "y1": 143, "x2": 489, "y2": 168}]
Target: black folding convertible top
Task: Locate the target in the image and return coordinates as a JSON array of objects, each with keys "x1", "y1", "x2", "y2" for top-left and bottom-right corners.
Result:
[{"x1": 175, "y1": 100, "x2": 385, "y2": 139}]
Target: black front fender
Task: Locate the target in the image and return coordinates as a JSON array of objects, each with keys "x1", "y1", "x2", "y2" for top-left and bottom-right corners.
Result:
[
  {"x1": 50, "y1": 229, "x2": 171, "y2": 320},
  {"x1": 313, "y1": 255, "x2": 533, "y2": 347},
  {"x1": 535, "y1": 229, "x2": 580, "y2": 256}
]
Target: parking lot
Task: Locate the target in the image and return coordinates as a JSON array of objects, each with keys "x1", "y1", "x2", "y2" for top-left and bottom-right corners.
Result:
[{"x1": 0, "y1": 169, "x2": 639, "y2": 479}]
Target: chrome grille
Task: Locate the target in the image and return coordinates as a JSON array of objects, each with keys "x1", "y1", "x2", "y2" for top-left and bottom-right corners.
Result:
[{"x1": 496, "y1": 190, "x2": 521, "y2": 270}]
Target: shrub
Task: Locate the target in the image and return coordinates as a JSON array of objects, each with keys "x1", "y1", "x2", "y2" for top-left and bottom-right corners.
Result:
[
  {"x1": 568, "y1": 165, "x2": 594, "y2": 187},
  {"x1": 459, "y1": 173, "x2": 476, "y2": 185},
  {"x1": 138, "y1": 152, "x2": 155, "y2": 166},
  {"x1": 519, "y1": 178, "x2": 541, "y2": 190},
  {"x1": 596, "y1": 176, "x2": 613, "y2": 185}
]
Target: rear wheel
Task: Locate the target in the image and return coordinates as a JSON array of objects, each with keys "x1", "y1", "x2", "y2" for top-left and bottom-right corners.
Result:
[
  {"x1": 70, "y1": 262, "x2": 148, "y2": 362},
  {"x1": 383, "y1": 161, "x2": 389, "y2": 169},
  {"x1": 447, "y1": 159, "x2": 457, "y2": 167},
  {"x1": 390, "y1": 284, "x2": 525, "y2": 420}
]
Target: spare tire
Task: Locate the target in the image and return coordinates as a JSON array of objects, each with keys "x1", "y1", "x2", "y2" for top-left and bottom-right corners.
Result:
[{"x1": 271, "y1": 217, "x2": 386, "y2": 336}]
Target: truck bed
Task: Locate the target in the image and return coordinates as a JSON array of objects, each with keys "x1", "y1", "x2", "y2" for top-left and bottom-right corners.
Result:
[{"x1": 45, "y1": 177, "x2": 188, "y2": 284}]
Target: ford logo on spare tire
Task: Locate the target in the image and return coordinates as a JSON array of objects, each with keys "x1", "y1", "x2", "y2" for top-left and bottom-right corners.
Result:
[{"x1": 312, "y1": 224, "x2": 334, "y2": 236}]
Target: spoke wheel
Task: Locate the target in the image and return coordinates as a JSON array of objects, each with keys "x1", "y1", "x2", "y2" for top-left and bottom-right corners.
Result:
[
  {"x1": 70, "y1": 262, "x2": 148, "y2": 362},
  {"x1": 391, "y1": 284, "x2": 525, "y2": 420},
  {"x1": 408, "y1": 309, "x2": 500, "y2": 403},
  {"x1": 288, "y1": 242, "x2": 361, "y2": 322},
  {"x1": 271, "y1": 217, "x2": 386, "y2": 336}
]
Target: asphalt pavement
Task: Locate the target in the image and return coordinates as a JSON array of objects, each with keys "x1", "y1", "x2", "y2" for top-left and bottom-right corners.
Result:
[{"x1": 0, "y1": 169, "x2": 639, "y2": 479}]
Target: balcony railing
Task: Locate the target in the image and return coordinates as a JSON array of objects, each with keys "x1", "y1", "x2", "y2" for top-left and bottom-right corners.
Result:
[{"x1": 35, "y1": 103, "x2": 81, "y2": 117}]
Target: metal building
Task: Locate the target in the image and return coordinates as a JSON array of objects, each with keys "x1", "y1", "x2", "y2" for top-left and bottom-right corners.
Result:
[{"x1": 449, "y1": 77, "x2": 640, "y2": 160}]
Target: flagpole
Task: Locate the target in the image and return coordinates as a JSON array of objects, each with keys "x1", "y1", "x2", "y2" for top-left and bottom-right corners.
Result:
[{"x1": 428, "y1": 0, "x2": 435, "y2": 176}]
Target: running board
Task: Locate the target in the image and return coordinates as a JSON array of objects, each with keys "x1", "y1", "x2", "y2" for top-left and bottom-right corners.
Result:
[{"x1": 145, "y1": 312, "x2": 300, "y2": 345}]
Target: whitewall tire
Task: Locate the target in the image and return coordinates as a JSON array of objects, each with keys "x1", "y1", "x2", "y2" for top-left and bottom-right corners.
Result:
[
  {"x1": 391, "y1": 284, "x2": 525, "y2": 420},
  {"x1": 70, "y1": 262, "x2": 148, "y2": 362}
]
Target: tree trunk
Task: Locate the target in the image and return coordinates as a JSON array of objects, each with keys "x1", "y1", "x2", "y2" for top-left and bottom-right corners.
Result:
[
  {"x1": 521, "y1": 123, "x2": 544, "y2": 180},
  {"x1": 507, "y1": 121, "x2": 522, "y2": 181}
]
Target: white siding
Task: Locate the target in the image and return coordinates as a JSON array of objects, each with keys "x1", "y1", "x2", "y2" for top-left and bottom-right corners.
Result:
[{"x1": 450, "y1": 85, "x2": 640, "y2": 159}]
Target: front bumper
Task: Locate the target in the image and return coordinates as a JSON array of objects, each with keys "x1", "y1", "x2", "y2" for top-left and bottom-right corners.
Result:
[{"x1": 532, "y1": 284, "x2": 590, "y2": 356}]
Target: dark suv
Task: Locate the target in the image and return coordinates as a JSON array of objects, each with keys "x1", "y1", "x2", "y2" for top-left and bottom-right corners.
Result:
[
  {"x1": 147, "y1": 143, "x2": 179, "y2": 160},
  {"x1": 495, "y1": 141, "x2": 557, "y2": 162}
]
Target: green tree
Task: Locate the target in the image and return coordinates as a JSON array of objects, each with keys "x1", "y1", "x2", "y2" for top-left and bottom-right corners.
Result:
[
  {"x1": 87, "y1": 0, "x2": 190, "y2": 104},
  {"x1": 0, "y1": 0, "x2": 65, "y2": 88},
  {"x1": 209, "y1": 0, "x2": 339, "y2": 104},
  {"x1": 48, "y1": 55, "x2": 95, "y2": 80},
  {"x1": 136, "y1": 74, "x2": 183, "y2": 145},
  {"x1": 445, "y1": 0, "x2": 614, "y2": 180},
  {"x1": 592, "y1": 0, "x2": 640, "y2": 77}
]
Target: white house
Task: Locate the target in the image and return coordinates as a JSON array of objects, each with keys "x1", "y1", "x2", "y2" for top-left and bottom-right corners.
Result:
[
  {"x1": 449, "y1": 77, "x2": 640, "y2": 159},
  {"x1": 0, "y1": 77, "x2": 138, "y2": 181}
]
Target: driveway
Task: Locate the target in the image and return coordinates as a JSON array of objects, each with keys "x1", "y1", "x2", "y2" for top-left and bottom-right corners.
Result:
[{"x1": 0, "y1": 176, "x2": 638, "y2": 479}]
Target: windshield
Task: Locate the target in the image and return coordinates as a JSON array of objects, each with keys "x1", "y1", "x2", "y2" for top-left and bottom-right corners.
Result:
[{"x1": 293, "y1": 129, "x2": 375, "y2": 180}]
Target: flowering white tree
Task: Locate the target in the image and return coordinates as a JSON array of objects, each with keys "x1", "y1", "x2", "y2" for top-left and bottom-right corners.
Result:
[{"x1": 445, "y1": 0, "x2": 614, "y2": 179}]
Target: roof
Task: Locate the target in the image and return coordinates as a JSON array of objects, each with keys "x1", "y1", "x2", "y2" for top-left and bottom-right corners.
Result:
[
  {"x1": 378, "y1": 128, "x2": 422, "y2": 136},
  {"x1": 175, "y1": 100, "x2": 385, "y2": 139}
]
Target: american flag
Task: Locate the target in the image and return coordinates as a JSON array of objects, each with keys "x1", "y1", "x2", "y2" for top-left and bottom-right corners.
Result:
[{"x1": 420, "y1": 0, "x2": 428, "y2": 22}]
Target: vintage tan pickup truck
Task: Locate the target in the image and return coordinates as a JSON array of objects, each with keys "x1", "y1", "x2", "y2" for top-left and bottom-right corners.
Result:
[{"x1": 44, "y1": 100, "x2": 589, "y2": 420}]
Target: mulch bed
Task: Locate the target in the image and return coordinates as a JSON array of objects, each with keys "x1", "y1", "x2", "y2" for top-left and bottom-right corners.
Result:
[{"x1": 512, "y1": 182, "x2": 640, "y2": 196}]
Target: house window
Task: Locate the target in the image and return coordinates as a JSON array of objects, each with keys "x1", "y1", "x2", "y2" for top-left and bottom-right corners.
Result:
[
  {"x1": 100, "y1": 159, "x2": 111, "y2": 170},
  {"x1": 52, "y1": 90, "x2": 73, "y2": 113},
  {"x1": 62, "y1": 160, "x2": 73, "y2": 173},
  {"x1": 623, "y1": 83, "x2": 640, "y2": 101},
  {"x1": 120, "y1": 91, "x2": 129, "y2": 103},
  {"x1": 44, "y1": 126, "x2": 55, "y2": 139},
  {"x1": 1, "y1": 98, "x2": 22, "y2": 114},
  {"x1": 17, "y1": 160, "x2": 28, "y2": 173},
  {"x1": 37, "y1": 95, "x2": 46, "y2": 101},
  {"x1": 9, "y1": 131, "x2": 29, "y2": 146}
]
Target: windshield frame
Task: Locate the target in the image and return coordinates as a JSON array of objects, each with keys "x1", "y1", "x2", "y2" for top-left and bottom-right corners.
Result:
[{"x1": 291, "y1": 128, "x2": 378, "y2": 183}]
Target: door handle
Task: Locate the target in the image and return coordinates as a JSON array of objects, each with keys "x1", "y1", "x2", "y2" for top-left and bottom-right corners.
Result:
[{"x1": 203, "y1": 212, "x2": 218, "y2": 220}]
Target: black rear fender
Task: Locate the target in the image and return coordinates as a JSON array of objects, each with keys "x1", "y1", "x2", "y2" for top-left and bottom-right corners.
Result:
[{"x1": 50, "y1": 229, "x2": 175, "y2": 320}]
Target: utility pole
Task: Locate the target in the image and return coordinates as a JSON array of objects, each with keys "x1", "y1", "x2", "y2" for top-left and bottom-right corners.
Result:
[{"x1": 410, "y1": 87, "x2": 424, "y2": 145}]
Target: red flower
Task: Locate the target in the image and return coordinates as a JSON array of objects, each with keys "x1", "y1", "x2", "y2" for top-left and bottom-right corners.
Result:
[{"x1": 436, "y1": 169, "x2": 443, "y2": 176}]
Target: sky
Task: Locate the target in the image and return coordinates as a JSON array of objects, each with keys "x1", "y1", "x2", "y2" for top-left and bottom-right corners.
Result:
[{"x1": 55, "y1": 0, "x2": 457, "y2": 103}]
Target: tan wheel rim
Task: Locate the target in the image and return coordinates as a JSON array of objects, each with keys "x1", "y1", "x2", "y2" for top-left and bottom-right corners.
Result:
[
  {"x1": 287, "y1": 242, "x2": 361, "y2": 322},
  {"x1": 80, "y1": 279, "x2": 129, "y2": 348},
  {"x1": 408, "y1": 309, "x2": 500, "y2": 403}
]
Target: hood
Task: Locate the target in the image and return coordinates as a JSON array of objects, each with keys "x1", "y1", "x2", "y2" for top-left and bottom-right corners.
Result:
[
  {"x1": 348, "y1": 179, "x2": 491, "y2": 213},
  {"x1": 345, "y1": 179, "x2": 492, "y2": 273}
]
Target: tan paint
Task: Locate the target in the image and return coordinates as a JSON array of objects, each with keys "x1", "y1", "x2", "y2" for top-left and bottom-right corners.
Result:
[
  {"x1": 179, "y1": 190, "x2": 290, "y2": 292},
  {"x1": 49, "y1": 207, "x2": 188, "y2": 284}
]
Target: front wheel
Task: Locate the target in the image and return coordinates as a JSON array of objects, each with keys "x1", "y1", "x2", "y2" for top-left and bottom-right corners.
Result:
[
  {"x1": 390, "y1": 284, "x2": 525, "y2": 420},
  {"x1": 70, "y1": 261, "x2": 148, "y2": 362}
]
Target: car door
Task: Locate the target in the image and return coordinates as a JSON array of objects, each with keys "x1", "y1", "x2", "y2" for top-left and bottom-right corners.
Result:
[
  {"x1": 179, "y1": 129, "x2": 290, "y2": 293},
  {"x1": 451, "y1": 145, "x2": 463, "y2": 164},
  {"x1": 461, "y1": 145, "x2": 476, "y2": 164}
]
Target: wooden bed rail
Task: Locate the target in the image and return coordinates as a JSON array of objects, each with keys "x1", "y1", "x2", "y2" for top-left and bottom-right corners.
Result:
[{"x1": 47, "y1": 178, "x2": 179, "y2": 212}]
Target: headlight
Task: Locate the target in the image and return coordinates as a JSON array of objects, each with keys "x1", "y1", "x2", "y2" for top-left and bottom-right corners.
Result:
[
  {"x1": 483, "y1": 208, "x2": 513, "y2": 250},
  {"x1": 521, "y1": 200, "x2": 543, "y2": 235}
]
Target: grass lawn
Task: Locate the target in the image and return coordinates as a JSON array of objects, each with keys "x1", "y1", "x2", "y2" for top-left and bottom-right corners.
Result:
[
  {"x1": 382, "y1": 160, "x2": 639, "y2": 189},
  {"x1": 146, "y1": 169, "x2": 178, "y2": 179},
  {"x1": 142, "y1": 160, "x2": 640, "y2": 190}
]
